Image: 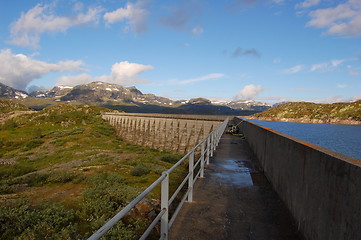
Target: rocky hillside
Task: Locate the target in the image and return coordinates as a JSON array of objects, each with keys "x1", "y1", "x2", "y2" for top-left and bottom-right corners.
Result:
[
  {"x1": 249, "y1": 101, "x2": 361, "y2": 125},
  {"x1": 0, "y1": 82, "x2": 28, "y2": 99},
  {"x1": 30, "y1": 82, "x2": 175, "y2": 106},
  {"x1": 30, "y1": 85, "x2": 73, "y2": 99}
]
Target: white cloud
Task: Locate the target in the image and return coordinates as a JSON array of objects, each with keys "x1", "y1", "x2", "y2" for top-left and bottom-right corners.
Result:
[
  {"x1": 9, "y1": 3, "x2": 102, "y2": 48},
  {"x1": 310, "y1": 59, "x2": 344, "y2": 72},
  {"x1": 110, "y1": 61, "x2": 153, "y2": 84},
  {"x1": 235, "y1": 84, "x2": 264, "y2": 100},
  {"x1": 0, "y1": 49, "x2": 85, "y2": 90},
  {"x1": 352, "y1": 93, "x2": 361, "y2": 101},
  {"x1": 337, "y1": 84, "x2": 348, "y2": 88},
  {"x1": 307, "y1": 0, "x2": 361, "y2": 36},
  {"x1": 177, "y1": 73, "x2": 225, "y2": 85},
  {"x1": 296, "y1": 0, "x2": 321, "y2": 9},
  {"x1": 272, "y1": 0, "x2": 284, "y2": 4},
  {"x1": 192, "y1": 26, "x2": 204, "y2": 36},
  {"x1": 310, "y1": 63, "x2": 328, "y2": 72},
  {"x1": 331, "y1": 59, "x2": 344, "y2": 67},
  {"x1": 315, "y1": 96, "x2": 351, "y2": 103},
  {"x1": 273, "y1": 57, "x2": 281, "y2": 64},
  {"x1": 282, "y1": 65, "x2": 304, "y2": 74},
  {"x1": 104, "y1": 0, "x2": 148, "y2": 33},
  {"x1": 57, "y1": 61, "x2": 154, "y2": 86}
]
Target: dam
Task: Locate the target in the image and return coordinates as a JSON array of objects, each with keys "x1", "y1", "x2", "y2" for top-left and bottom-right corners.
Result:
[{"x1": 95, "y1": 114, "x2": 361, "y2": 240}]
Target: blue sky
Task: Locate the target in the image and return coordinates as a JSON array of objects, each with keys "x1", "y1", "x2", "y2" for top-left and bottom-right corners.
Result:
[{"x1": 0, "y1": 0, "x2": 360, "y2": 103}]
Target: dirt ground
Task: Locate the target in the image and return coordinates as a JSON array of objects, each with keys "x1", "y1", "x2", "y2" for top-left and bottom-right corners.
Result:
[{"x1": 169, "y1": 133, "x2": 303, "y2": 240}]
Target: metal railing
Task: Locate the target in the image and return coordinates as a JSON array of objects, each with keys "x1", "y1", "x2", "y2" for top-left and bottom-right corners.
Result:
[{"x1": 88, "y1": 118, "x2": 229, "y2": 240}]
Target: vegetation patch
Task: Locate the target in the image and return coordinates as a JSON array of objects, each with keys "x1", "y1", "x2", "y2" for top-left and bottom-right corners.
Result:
[
  {"x1": 250, "y1": 100, "x2": 361, "y2": 124},
  {"x1": 130, "y1": 165, "x2": 150, "y2": 176},
  {"x1": 0, "y1": 101, "x2": 186, "y2": 239}
]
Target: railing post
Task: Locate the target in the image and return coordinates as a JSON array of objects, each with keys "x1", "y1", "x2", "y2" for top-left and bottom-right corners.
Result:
[
  {"x1": 188, "y1": 151, "x2": 194, "y2": 202},
  {"x1": 210, "y1": 133, "x2": 214, "y2": 157},
  {"x1": 200, "y1": 142, "x2": 205, "y2": 178},
  {"x1": 161, "y1": 172, "x2": 169, "y2": 240},
  {"x1": 206, "y1": 136, "x2": 210, "y2": 165}
]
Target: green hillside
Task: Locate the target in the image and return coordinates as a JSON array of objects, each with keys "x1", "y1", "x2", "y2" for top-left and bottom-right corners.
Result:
[
  {"x1": 250, "y1": 100, "x2": 361, "y2": 124},
  {"x1": 0, "y1": 98, "x2": 29, "y2": 113},
  {"x1": 0, "y1": 102, "x2": 184, "y2": 239}
]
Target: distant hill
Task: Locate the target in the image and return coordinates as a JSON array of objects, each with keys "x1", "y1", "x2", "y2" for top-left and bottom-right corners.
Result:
[
  {"x1": 1, "y1": 81, "x2": 271, "y2": 115},
  {"x1": 0, "y1": 82, "x2": 29, "y2": 99},
  {"x1": 249, "y1": 101, "x2": 361, "y2": 125},
  {"x1": 220, "y1": 99, "x2": 271, "y2": 111}
]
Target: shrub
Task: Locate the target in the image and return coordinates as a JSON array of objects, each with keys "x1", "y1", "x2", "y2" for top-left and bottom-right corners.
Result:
[
  {"x1": 0, "y1": 165, "x2": 36, "y2": 180},
  {"x1": 1, "y1": 119, "x2": 18, "y2": 130},
  {"x1": 160, "y1": 154, "x2": 180, "y2": 164},
  {"x1": 0, "y1": 200, "x2": 78, "y2": 239},
  {"x1": 21, "y1": 173, "x2": 50, "y2": 187},
  {"x1": 130, "y1": 165, "x2": 150, "y2": 177},
  {"x1": 0, "y1": 180, "x2": 17, "y2": 194},
  {"x1": 47, "y1": 171, "x2": 76, "y2": 184},
  {"x1": 79, "y1": 173, "x2": 139, "y2": 222},
  {"x1": 22, "y1": 139, "x2": 44, "y2": 151}
]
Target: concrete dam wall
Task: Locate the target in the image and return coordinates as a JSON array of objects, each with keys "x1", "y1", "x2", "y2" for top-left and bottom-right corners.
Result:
[
  {"x1": 103, "y1": 113, "x2": 224, "y2": 153},
  {"x1": 235, "y1": 117, "x2": 361, "y2": 240}
]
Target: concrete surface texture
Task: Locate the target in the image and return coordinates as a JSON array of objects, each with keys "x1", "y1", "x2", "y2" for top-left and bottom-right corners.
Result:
[
  {"x1": 169, "y1": 133, "x2": 301, "y2": 240},
  {"x1": 103, "y1": 114, "x2": 221, "y2": 153},
  {"x1": 235, "y1": 118, "x2": 361, "y2": 240}
]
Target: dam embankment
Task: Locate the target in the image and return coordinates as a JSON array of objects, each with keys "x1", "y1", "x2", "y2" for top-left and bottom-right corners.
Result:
[
  {"x1": 102, "y1": 113, "x2": 224, "y2": 153},
  {"x1": 234, "y1": 117, "x2": 361, "y2": 240}
]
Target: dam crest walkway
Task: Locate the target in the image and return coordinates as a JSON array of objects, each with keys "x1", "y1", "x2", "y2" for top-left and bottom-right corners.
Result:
[{"x1": 169, "y1": 133, "x2": 301, "y2": 240}]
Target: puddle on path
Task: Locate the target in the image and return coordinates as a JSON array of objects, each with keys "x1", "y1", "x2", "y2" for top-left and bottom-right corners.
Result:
[{"x1": 213, "y1": 158, "x2": 269, "y2": 187}]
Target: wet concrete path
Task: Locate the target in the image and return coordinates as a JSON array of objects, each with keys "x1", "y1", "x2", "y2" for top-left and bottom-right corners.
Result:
[{"x1": 169, "y1": 133, "x2": 302, "y2": 240}]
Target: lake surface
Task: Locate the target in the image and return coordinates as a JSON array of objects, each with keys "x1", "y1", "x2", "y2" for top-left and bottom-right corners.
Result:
[{"x1": 244, "y1": 119, "x2": 361, "y2": 160}]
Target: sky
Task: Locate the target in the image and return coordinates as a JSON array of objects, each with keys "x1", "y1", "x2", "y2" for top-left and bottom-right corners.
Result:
[{"x1": 0, "y1": 0, "x2": 360, "y2": 104}]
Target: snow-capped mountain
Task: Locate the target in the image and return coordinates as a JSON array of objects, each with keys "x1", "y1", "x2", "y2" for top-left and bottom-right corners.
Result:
[
  {"x1": 213, "y1": 99, "x2": 271, "y2": 111},
  {"x1": 0, "y1": 82, "x2": 29, "y2": 99},
  {"x1": 1, "y1": 81, "x2": 271, "y2": 113}
]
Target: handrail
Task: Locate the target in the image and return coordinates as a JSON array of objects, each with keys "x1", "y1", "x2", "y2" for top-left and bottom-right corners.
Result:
[{"x1": 87, "y1": 117, "x2": 229, "y2": 240}]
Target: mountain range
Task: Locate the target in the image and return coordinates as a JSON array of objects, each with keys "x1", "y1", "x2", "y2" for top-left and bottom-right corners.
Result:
[{"x1": 0, "y1": 81, "x2": 271, "y2": 115}]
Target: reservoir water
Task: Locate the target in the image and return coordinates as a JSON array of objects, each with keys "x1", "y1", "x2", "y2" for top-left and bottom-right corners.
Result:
[{"x1": 245, "y1": 119, "x2": 361, "y2": 160}]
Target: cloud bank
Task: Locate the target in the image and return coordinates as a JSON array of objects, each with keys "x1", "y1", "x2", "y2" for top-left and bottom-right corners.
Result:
[
  {"x1": 104, "y1": 0, "x2": 149, "y2": 33},
  {"x1": 9, "y1": 4, "x2": 102, "y2": 49},
  {"x1": 0, "y1": 49, "x2": 85, "y2": 91},
  {"x1": 306, "y1": 0, "x2": 361, "y2": 36},
  {"x1": 235, "y1": 84, "x2": 264, "y2": 100},
  {"x1": 57, "y1": 61, "x2": 154, "y2": 86}
]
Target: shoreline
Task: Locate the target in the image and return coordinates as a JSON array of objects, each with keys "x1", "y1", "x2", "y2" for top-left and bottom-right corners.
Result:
[{"x1": 246, "y1": 116, "x2": 361, "y2": 125}]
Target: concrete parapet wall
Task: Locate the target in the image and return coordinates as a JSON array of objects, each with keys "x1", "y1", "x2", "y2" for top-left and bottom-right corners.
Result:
[
  {"x1": 234, "y1": 117, "x2": 361, "y2": 240},
  {"x1": 103, "y1": 113, "x2": 222, "y2": 153},
  {"x1": 102, "y1": 112, "x2": 228, "y2": 121}
]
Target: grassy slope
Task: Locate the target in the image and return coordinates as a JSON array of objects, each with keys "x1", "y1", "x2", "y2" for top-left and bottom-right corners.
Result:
[
  {"x1": 0, "y1": 98, "x2": 29, "y2": 113},
  {"x1": 250, "y1": 101, "x2": 361, "y2": 124},
  {"x1": 0, "y1": 102, "x2": 185, "y2": 239}
]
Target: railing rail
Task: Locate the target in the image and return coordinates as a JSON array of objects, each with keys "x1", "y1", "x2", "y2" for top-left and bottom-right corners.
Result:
[{"x1": 88, "y1": 118, "x2": 228, "y2": 240}]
